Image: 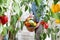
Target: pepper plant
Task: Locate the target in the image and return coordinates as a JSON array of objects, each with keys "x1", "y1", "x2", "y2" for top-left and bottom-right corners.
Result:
[{"x1": 0, "y1": 0, "x2": 60, "y2": 40}]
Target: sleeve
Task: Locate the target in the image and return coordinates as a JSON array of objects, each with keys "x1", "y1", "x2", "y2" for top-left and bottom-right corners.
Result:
[{"x1": 31, "y1": 2, "x2": 39, "y2": 22}]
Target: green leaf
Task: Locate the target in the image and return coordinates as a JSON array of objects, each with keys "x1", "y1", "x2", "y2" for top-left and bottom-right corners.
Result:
[
  {"x1": 13, "y1": 2, "x2": 20, "y2": 14},
  {"x1": 39, "y1": 32, "x2": 46, "y2": 40},
  {"x1": 44, "y1": 14, "x2": 50, "y2": 22},
  {"x1": 0, "y1": 6, "x2": 5, "y2": 15},
  {"x1": 47, "y1": 28, "x2": 51, "y2": 37},
  {"x1": 55, "y1": 28, "x2": 59, "y2": 33},
  {"x1": 15, "y1": 28, "x2": 20, "y2": 35},
  {"x1": 20, "y1": 1, "x2": 24, "y2": 6},
  {"x1": 3, "y1": 7, "x2": 7, "y2": 12},
  {"x1": 0, "y1": 6, "x2": 2, "y2": 14},
  {"x1": 25, "y1": 5, "x2": 28, "y2": 11},
  {"x1": 8, "y1": 26, "x2": 13, "y2": 32},
  {"x1": 20, "y1": 21, "x2": 24, "y2": 30},
  {"x1": 48, "y1": 33, "x2": 50, "y2": 38},
  {"x1": 19, "y1": 10, "x2": 22, "y2": 17},
  {"x1": 0, "y1": 0, "x2": 3, "y2": 5},
  {"x1": 44, "y1": 15, "x2": 49, "y2": 22},
  {"x1": 28, "y1": 7, "x2": 31, "y2": 13},
  {"x1": 56, "y1": 13, "x2": 60, "y2": 19},
  {"x1": 27, "y1": 0, "x2": 30, "y2": 2},
  {"x1": 40, "y1": 34, "x2": 43, "y2": 40},
  {"x1": 2, "y1": 0, "x2": 7, "y2": 3},
  {"x1": 46, "y1": 14, "x2": 50, "y2": 20},
  {"x1": 43, "y1": 33, "x2": 46, "y2": 40},
  {"x1": 9, "y1": 26, "x2": 15, "y2": 35},
  {"x1": 6, "y1": 0, "x2": 11, "y2": 7},
  {"x1": 49, "y1": 9, "x2": 54, "y2": 18},
  {"x1": 51, "y1": 33, "x2": 56, "y2": 40},
  {"x1": 1, "y1": 27, "x2": 7, "y2": 36},
  {"x1": 36, "y1": 13, "x2": 41, "y2": 18},
  {"x1": 52, "y1": 13, "x2": 60, "y2": 19},
  {"x1": 34, "y1": 0, "x2": 38, "y2": 6},
  {"x1": 0, "y1": 0, "x2": 9, "y2": 7},
  {"x1": 47, "y1": 28, "x2": 51, "y2": 34},
  {"x1": 53, "y1": 0, "x2": 59, "y2": 4},
  {"x1": 11, "y1": 15, "x2": 18, "y2": 26},
  {"x1": 51, "y1": 28, "x2": 55, "y2": 33},
  {"x1": 34, "y1": 0, "x2": 42, "y2": 6}
]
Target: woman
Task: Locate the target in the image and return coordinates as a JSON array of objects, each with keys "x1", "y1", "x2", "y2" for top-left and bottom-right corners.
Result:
[
  {"x1": 26, "y1": 2, "x2": 44, "y2": 40},
  {"x1": 27, "y1": 13, "x2": 43, "y2": 40}
]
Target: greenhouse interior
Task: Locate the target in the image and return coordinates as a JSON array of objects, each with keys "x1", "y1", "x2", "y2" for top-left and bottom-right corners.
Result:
[{"x1": 0, "y1": 0, "x2": 60, "y2": 40}]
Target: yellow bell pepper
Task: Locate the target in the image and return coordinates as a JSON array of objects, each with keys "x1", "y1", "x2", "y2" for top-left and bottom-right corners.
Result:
[
  {"x1": 33, "y1": 22, "x2": 37, "y2": 27},
  {"x1": 55, "y1": 19, "x2": 60, "y2": 24},
  {"x1": 51, "y1": 4, "x2": 60, "y2": 13}
]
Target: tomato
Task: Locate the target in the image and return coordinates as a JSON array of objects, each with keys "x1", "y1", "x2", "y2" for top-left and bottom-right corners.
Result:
[
  {"x1": 40, "y1": 20, "x2": 48, "y2": 29},
  {"x1": 0, "y1": 16, "x2": 1, "y2": 23},
  {"x1": 0, "y1": 16, "x2": 2, "y2": 24},
  {"x1": 1, "y1": 15, "x2": 8, "y2": 25},
  {"x1": 25, "y1": 21, "x2": 30, "y2": 27},
  {"x1": 44, "y1": 22, "x2": 48, "y2": 29},
  {"x1": 40, "y1": 20, "x2": 45, "y2": 25},
  {"x1": 0, "y1": 20, "x2": 1, "y2": 23}
]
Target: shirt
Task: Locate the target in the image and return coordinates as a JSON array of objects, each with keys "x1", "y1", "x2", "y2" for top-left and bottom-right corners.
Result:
[
  {"x1": 31, "y1": 2, "x2": 45, "y2": 40},
  {"x1": 31, "y1": 2, "x2": 39, "y2": 22}
]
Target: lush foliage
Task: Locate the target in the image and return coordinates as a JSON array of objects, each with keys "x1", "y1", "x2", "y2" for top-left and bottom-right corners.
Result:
[{"x1": 0, "y1": 0, "x2": 60, "y2": 40}]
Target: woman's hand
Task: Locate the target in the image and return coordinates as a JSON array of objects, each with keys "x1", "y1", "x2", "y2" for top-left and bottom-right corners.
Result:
[{"x1": 28, "y1": 14, "x2": 34, "y2": 19}]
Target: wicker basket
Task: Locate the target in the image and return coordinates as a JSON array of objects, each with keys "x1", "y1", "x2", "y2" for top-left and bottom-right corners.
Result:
[{"x1": 26, "y1": 26, "x2": 35, "y2": 32}]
